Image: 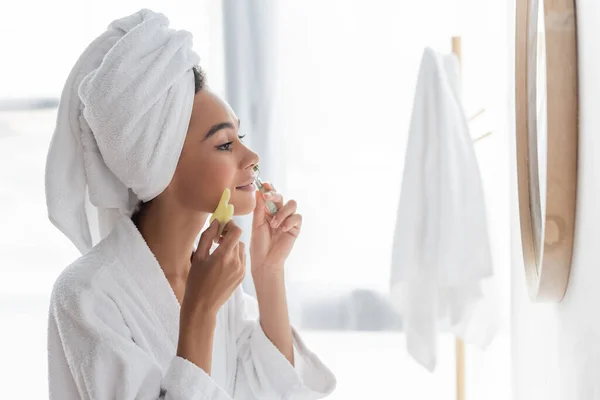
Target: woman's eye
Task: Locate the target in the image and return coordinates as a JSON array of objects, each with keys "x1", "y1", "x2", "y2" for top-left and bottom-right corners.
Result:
[{"x1": 217, "y1": 142, "x2": 233, "y2": 151}]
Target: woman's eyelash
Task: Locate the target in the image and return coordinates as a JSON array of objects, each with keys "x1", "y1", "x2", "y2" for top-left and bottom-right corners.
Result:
[
  {"x1": 217, "y1": 135, "x2": 246, "y2": 151},
  {"x1": 217, "y1": 142, "x2": 233, "y2": 151}
]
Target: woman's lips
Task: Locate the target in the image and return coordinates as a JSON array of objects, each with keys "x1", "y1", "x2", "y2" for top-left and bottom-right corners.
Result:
[{"x1": 235, "y1": 182, "x2": 256, "y2": 191}]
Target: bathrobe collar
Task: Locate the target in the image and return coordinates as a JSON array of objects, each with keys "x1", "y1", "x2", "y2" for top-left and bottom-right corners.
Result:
[{"x1": 107, "y1": 214, "x2": 182, "y2": 347}]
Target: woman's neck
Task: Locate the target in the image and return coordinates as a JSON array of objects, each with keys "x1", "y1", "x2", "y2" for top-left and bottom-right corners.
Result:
[{"x1": 134, "y1": 200, "x2": 208, "y2": 281}]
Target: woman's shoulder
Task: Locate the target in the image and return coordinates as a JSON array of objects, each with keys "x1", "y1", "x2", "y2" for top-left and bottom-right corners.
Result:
[{"x1": 49, "y1": 239, "x2": 121, "y2": 313}]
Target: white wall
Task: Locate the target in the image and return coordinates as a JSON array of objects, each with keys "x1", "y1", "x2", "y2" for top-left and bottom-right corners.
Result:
[
  {"x1": 0, "y1": 1, "x2": 226, "y2": 99},
  {"x1": 511, "y1": 1, "x2": 600, "y2": 399}
]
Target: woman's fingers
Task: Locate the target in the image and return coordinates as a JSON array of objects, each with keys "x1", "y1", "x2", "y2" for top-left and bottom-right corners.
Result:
[
  {"x1": 237, "y1": 242, "x2": 246, "y2": 284},
  {"x1": 238, "y1": 242, "x2": 246, "y2": 265},
  {"x1": 270, "y1": 200, "x2": 297, "y2": 229},
  {"x1": 262, "y1": 182, "x2": 277, "y2": 192},
  {"x1": 263, "y1": 192, "x2": 283, "y2": 214},
  {"x1": 253, "y1": 189, "x2": 266, "y2": 222},
  {"x1": 215, "y1": 220, "x2": 242, "y2": 255},
  {"x1": 262, "y1": 182, "x2": 283, "y2": 212},
  {"x1": 279, "y1": 213, "x2": 303, "y2": 235},
  {"x1": 193, "y1": 219, "x2": 220, "y2": 262}
]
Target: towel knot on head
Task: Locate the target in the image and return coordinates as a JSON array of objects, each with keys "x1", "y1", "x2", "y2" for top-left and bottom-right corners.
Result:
[{"x1": 45, "y1": 8, "x2": 200, "y2": 254}]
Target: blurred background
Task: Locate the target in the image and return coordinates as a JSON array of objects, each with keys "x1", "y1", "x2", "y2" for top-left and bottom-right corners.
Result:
[{"x1": 0, "y1": 0, "x2": 517, "y2": 398}]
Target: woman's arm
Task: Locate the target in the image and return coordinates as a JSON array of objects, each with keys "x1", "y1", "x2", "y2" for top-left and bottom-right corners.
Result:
[
  {"x1": 177, "y1": 311, "x2": 217, "y2": 375},
  {"x1": 231, "y1": 285, "x2": 337, "y2": 399},
  {"x1": 252, "y1": 269, "x2": 294, "y2": 365},
  {"x1": 237, "y1": 185, "x2": 335, "y2": 398}
]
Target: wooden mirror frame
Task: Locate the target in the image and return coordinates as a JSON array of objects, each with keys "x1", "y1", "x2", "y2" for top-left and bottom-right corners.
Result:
[{"x1": 515, "y1": 0, "x2": 578, "y2": 301}]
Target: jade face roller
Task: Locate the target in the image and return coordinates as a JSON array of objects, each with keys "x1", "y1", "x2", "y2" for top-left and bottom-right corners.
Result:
[{"x1": 252, "y1": 165, "x2": 278, "y2": 215}]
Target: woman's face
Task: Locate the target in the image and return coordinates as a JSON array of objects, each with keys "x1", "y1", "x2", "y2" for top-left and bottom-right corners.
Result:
[{"x1": 167, "y1": 88, "x2": 259, "y2": 216}]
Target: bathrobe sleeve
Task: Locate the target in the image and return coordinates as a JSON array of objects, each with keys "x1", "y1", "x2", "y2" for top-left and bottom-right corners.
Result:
[
  {"x1": 48, "y1": 282, "x2": 233, "y2": 400},
  {"x1": 231, "y1": 287, "x2": 336, "y2": 399}
]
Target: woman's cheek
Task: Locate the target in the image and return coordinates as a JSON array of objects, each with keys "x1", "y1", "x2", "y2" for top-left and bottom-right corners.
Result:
[
  {"x1": 206, "y1": 166, "x2": 236, "y2": 198},
  {"x1": 214, "y1": 165, "x2": 236, "y2": 189}
]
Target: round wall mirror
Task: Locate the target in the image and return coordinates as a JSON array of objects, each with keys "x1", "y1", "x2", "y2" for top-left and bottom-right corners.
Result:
[{"x1": 515, "y1": 0, "x2": 579, "y2": 301}]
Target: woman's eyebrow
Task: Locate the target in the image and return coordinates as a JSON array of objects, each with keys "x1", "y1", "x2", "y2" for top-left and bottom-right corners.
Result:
[
  {"x1": 203, "y1": 122, "x2": 235, "y2": 141},
  {"x1": 203, "y1": 119, "x2": 241, "y2": 141}
]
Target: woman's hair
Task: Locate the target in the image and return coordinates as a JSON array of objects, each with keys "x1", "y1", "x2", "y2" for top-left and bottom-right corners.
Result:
[
  {"x1": 131, "y1": 65, "x2": 206, "y2": 226},
  {"x1": 193, "y1": 65, "x2": 206, "y2": 94}
]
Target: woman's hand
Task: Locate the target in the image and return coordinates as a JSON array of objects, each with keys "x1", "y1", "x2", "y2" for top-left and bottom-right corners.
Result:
[
  {"x1": 177, "y1": 219, "x2": 245, "y2": 374},
  {"x1": 250, "y1": 182, "x2": 302, "y2": 273},
  {"x1": 181, "y1": 219, "x2": 246, "y2": 318}
]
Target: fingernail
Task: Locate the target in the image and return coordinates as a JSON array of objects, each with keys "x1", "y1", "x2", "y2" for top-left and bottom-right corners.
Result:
[{"x1": 264, "y1": 192, "x2": 272, "y2": 199}]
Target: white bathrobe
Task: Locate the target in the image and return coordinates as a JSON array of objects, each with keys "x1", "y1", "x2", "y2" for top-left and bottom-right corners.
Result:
[{"x1": 47, "y1": 214, "x2": 336, "y2": 399}]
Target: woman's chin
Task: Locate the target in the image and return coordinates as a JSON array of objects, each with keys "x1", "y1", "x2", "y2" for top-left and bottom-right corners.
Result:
[{"x1": 232, "y1": 190, "x2": 257, "y2": 216}]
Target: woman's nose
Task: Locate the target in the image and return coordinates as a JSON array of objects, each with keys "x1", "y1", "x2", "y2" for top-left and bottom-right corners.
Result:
[{"x1": 245, "y1": 147, "x2": 259, "y2": 169}]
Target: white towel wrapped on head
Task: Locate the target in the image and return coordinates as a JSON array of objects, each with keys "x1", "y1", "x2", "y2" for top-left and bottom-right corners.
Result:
[{"x1": 45, "y1": 8, "x2": 200, "y2": 254}]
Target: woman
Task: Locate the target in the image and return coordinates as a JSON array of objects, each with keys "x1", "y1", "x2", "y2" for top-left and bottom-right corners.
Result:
[{"x1": 45, "y1": 9, "x2": 336, "y2": 399}]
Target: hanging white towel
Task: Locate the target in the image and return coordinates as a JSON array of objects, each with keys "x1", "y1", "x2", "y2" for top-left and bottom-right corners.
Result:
[{"x1": 389, "y1": 47, "x2": 501, "y2": 372}]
